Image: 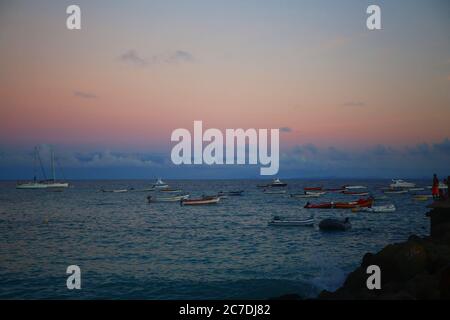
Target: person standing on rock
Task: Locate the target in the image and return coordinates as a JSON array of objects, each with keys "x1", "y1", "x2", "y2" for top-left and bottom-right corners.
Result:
[{"x1": 432, "y1": 174, "x2": 439, "y2": 199}]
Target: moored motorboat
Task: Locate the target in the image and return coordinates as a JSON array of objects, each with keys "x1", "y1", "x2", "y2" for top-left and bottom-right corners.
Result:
[
  {"x1": 270, "y1": 178, "x2": 287, "y2": 187},
  {"x1": 305, "y1": 191, "x2": 326, "y2": 196},
  {"x1": 181, "y1": 196, "x2": 220, "y2": 205},
  {"x1": 290, "y1": 193, "x2": 321, "y2": 198},
  {"x1": 304, "y1": 202, "x2": 333, "y2": 209},
  {"x1": 413, "y1": 194, "x2": 433, "y2": 201},
  {"x1": 101, "y1": 188, "x2": 128, "y2": 193},
  {"x1": 219, "y1": 190, "x2": 244, "y2": 196},
  {"x1": 153, "y1": 178, "x2": 169, "y2": 189},
  {"x1": 305, "y1": 198, "x2": 373, "y2": 209},
  {"x1": 334, "y1": 198, "x2": 373, "y2": 209},
  {"x1": 268, "y1": 216, "x2": 314, "y2": 227},
  {"x1": 264, "y1": 189, "x2": 286, "y2": 194},
  {"x1": 362, "y1": 204, "x2": 396, "y2": 213},
  {"x1": 324, "y1": 187, "x2": 345, "y2": 192},
  {"x1": 112, "y1": 189, "x2": 128, "y2": 193},
  {"x1": 159, "y1": 188, "x2": 183, "y2": 193},
  {"x1": 304, "y1": 186, "x2": 322, "y2": 191},
  {"x1": 384, "y1": 189, "x2": 408, "y2": 194},
  {"x1": 342, "y1": 190, "x2": 369, "y2": 196},
  {"x1": 130, "y1": 187, "x2": 155, "y2": 192},
  {"x1": 147, "y1": 194, "x2": 189, "y2": 203},
  {"x1": 390, "y1": 179, "x2": 415, "y2": 189},
  {"x1": 319, "y1": 218, "x2": 351, "y2": 231},
  {"x1": 343, "y1": 185, "x2": 367, "y2": 190}
]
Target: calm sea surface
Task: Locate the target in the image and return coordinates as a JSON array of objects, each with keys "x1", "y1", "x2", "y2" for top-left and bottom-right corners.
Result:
[{"x1": 0, "y1": 179, "x2": 431, "y2": 299}]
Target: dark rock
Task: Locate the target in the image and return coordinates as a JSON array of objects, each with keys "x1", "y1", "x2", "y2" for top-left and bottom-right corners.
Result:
[
  {"x1": 318, "y1": 202, "x2": 450, "y2": 300},
  {"x1": 270, "y1": 293, "x2": 302, "y2": 300}
]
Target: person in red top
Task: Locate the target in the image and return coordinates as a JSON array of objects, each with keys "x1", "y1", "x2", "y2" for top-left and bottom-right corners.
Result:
[{"x1": 432, "y1": 174, "x2": 439, "y2": 199}]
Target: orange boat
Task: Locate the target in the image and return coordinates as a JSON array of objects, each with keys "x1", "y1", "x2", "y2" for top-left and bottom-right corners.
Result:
[
  {"x1": 304, "y1": 186, "x2": 323, "y2": 191},
  {"x1": 334, "y1": 198, "x2": 373, "y2": 209}
]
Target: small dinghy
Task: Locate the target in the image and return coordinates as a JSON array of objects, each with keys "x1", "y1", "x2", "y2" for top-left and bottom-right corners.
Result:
[
  {"x1": 319, "y1": 218, "x2": 351, "y2": 231},
  {"x1": 325, "y1": 187, "x2": 345, "y2": 192},
  {"x1": 304, "y1": 202, "x2": 333, "y2": 209},
  {"x1": 344, "y1": 185, "x2": 367, "y2": 190},
  {"x1": 181, "y1": 196, "x2": 220, "y2": 206},
  {"x1": 305, "y1": 198, "x2": 373, "y2": 209},
  {"x1": 305, "y1": 191, "x2": 326, "y2": 196},
  {"x1": 147, "y1": 194, "x2": 189, "y2": 203},
  {"x1": 131, "y1": 187, "x2": 155, "y2": 192},
  {"x1": 158, "y1": 188, "x2": 183, "y2": 193},
  {"x1": 219, "y1": 190, "x2": 244, "y2": 196},
  {"x1": 304, "y1": 186, "x2": 322, "y2": 191},
  {"x1": 342, "y1": 190, "x2": 369, "y2": 196},
  {"x1": 384, "y1": 189, "x2": 408, "y2": 194},
  {"x1": 112, "y1": 189, "x2": 128, "y2": 193},
  {"x1": 268, "y1": 216, "x2": 314, "y2": 227},
  {"x1": 101, "y1": 188, "x2": 128, "y2": 193},
  {"x1": 264, "y1": 189, "x2": 287, "y2": 194},
  {"x1": 413, "y1": 194, "x2": 433, "y2": 201},
  {"x1": 362, "y1": 204, "x2": 396, "y2": 213},
  {"x1": 334, "y1": 198, "x2": 373, "y2": 209},
  {"x1": 290, "y1": 193, "x2": 321, "y2": 199},
  {"x1": 390, "y1": 179, "x2": 415, "y2": 189}
]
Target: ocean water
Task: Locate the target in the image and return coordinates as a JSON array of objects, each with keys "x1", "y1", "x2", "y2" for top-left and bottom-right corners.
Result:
[{"x1": 0, "y1": 179, "x2": 431, "y2": 299}]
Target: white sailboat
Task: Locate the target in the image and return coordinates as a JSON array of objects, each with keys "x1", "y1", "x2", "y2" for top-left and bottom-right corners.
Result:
[{"x1": 16, "y1": 147, "x2": 69, "y2": 189}]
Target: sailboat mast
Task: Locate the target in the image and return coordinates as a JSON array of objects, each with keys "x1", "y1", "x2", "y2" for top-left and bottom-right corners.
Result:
[
  {"x1": 33, "y1": 147, "x2": 37, "y2": 182},
  {"x1": 51, "y1": 147, "x2": 56, "y2": 182}
]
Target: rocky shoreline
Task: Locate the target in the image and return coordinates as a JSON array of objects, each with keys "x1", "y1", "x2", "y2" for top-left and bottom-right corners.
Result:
[{"x1": 318, "y1": 201, "x2": 450, "y2": 299}]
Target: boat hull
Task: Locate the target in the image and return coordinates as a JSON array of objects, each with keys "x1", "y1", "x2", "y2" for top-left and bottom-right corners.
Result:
[
  {"x1": 147, "y1": 195, "x2": 189, "y2": 203},
  {"x1": 181, "y1": 197, "x2": 220, "y2": 205},
  {"x1": 16, "y1": 182, "x2": 69, "y2": 189},
  {"x1": 268, "y1": 219, "x2": 314, "y2": 227}
]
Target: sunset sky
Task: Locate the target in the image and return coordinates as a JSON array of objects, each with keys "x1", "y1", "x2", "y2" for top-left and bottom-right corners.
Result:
[{"x1": 1, "y1": 0, "x2": 449, "y2": 179}]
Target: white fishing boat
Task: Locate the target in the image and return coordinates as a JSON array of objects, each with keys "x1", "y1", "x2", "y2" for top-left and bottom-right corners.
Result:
[
  {"x1": 153, "y1": 178, "x2": 169, "y2": 189},
  {"x1": 270, "y1": 178, "x2": 287, "y2": 187},
  {"x1": 268, "y1": 216, "x2": 314, "y2": 227},
  {"x1": 389, "y1": 179, "x2": 415, "y2": 189},
  {"x1": 362, "y1": 204, "x2": 396, "y2": 213},
  {"x1": 16, "y1": 147, "x2": 69, "y2": 189},
  {"x1": 344, "y1": 185, "x2": 367, "y2": 190},
  {"x1": 147, "y1": 194, "x2": 189, "y2": 203}
]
